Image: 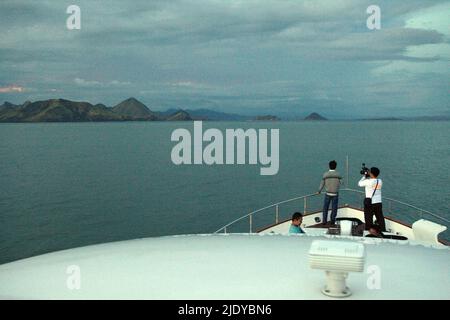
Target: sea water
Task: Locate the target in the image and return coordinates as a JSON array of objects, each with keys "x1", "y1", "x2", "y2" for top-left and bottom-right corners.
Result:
[{"x1": 0, "y1": 121, "x2": 449, "y2": 263}]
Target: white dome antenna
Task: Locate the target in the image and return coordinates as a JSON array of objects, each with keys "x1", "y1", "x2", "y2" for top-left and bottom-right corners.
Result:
[{"x1": 309, "y1": 240, "x2": 365, "y2": 298}]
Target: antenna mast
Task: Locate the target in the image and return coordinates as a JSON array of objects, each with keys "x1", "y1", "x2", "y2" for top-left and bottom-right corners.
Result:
[{"x1": 346, "y1": 155, "x2": 349, "y2": 187}]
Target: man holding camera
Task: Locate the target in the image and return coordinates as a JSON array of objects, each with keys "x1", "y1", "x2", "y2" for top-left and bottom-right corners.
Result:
[{"x1": 358, "y1": 166, "x2": 386, "y2": 232}]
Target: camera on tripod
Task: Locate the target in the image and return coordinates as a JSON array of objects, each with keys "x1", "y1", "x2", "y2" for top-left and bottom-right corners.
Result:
[{"x1": 360, "y1": 163, "x2": 370, "y2": 178}]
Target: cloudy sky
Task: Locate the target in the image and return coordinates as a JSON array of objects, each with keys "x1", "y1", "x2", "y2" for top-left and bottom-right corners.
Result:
[{"x1": 0, "y1": 0, "x2": 449, "y2": 118}]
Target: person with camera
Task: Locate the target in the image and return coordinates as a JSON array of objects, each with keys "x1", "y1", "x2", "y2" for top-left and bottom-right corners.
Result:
[
  {"x1": 358, "y1": 165, "x2": 386, "y2": 232},
  {"x1": 317, "y1": 160, "x2": 342, "y2": 225}
]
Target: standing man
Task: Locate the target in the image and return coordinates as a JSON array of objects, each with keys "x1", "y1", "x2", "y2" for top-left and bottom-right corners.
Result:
[
  {"x1": 317, "y1": 160, "x2": 342, "y2": 225},
  {"x1": 358, "y1": 167, "x2": 386, "y2": 232}
]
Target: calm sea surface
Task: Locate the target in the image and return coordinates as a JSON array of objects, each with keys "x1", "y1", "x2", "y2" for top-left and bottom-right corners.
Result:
[{"x1": 1, "y1": 121, "x2": 449, "y2": 263}]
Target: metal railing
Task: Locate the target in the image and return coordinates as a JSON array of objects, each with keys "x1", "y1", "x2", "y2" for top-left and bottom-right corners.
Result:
[
  {"x1": 342, "y1": 188, "x2": 449, "y2": 225},
  {"x1": 215, "y1": 192, "x2": 318, "y2": 234},
  {"x1": 214, "y1": 188, "x2": 450, "y2": 236}
]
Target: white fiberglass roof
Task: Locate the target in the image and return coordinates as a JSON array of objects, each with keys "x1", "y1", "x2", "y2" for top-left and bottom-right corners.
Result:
[{"x1": 0, "y1": 234, "x2": 448, "y2": 300}]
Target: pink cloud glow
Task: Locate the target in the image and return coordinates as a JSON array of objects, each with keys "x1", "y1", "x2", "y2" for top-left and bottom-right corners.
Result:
[{"x1": 0, "y1": 85, "x2": 24, "y2": 93}]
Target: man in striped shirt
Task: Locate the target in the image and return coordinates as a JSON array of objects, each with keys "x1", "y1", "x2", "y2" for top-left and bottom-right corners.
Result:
[{"x1": 317, "y1": 160, "x2": 343, "y2": 225}]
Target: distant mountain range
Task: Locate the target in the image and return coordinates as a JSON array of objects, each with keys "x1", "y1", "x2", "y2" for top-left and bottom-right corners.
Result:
[
  {"x1": 0, "y1": 98, "x2": 448, "y2": 122},
  {"x1": 254, "y1": 115, "x2": 280, "y2": 121},
  {"x1": 156, "y1": 108, "x2": 251, "y2": 121},
  {"x1": 111, "y1": 97, "x2": 158, "y2": 120},
  {"x1": 303, "y1": 112, "x2": 327, "y2": 121},
  {"x1": 0, "y1": 99, "x2": 123, "y2": 122},
  {"x1": 0, "y1": 98, "x2": 287, "y2": 122},
  {"x1": 0, "y1": 98, "x2": 196, "y2": 122}
]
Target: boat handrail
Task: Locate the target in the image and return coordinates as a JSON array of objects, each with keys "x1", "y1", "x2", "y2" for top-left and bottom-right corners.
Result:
[
  {"x1": 341, "y1": 188, "x2": 450, "y2": 224},
  {"x1": 214, "y1": 188, "x2": 449, "y2": 234},
  {"x1": 214, "y1": 193, "x2": 317, "y2": 234}
]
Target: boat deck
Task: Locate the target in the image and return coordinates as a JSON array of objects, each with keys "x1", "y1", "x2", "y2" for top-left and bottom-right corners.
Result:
[{"x1": 257, "y1": 207, "x2": 448, "y2": 244}]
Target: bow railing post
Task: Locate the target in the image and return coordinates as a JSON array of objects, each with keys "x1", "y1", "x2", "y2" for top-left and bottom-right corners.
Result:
[
  {"x1": 304, "y1": 197, "x2": 307, "y2": 214},
  {"x1": 213, "y1": 189, "x2": 449, "y2": 240}
]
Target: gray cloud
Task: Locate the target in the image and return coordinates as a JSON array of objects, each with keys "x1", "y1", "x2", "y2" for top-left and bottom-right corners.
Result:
[{"x1": 0, "y1": 0, "x2": 448, "y2": 117}]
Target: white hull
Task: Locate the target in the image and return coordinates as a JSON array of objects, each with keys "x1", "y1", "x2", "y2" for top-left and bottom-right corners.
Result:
[{"x1": 0, "y1": 233, "x2": 448, "y2": 300}]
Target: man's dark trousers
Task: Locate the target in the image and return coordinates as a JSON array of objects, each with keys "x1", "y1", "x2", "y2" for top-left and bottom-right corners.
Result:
[
  {"x1": 364, "y1": 199, "x2": 386, "y2": 231},
  {"x1": 323, "y1": 194, "x2": 338, "y2": 224}
]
